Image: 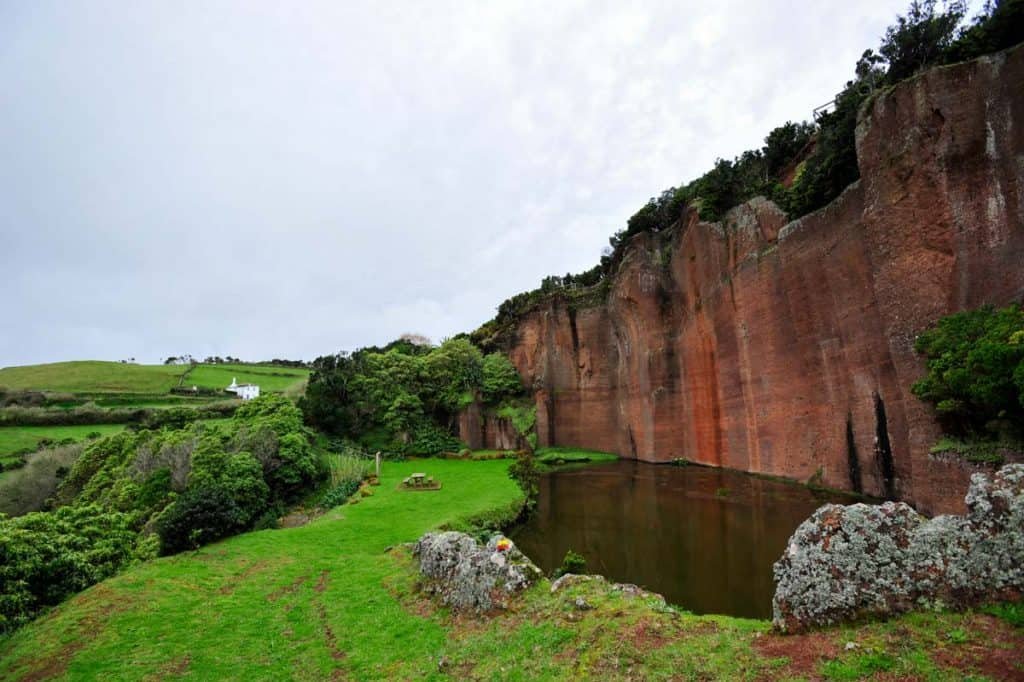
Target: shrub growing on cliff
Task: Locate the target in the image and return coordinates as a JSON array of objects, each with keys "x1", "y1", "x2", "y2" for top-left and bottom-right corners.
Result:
[
  {"x1": 496, "y1": 403, "x2": 538, "y2": 450},
  {"x1": 912, "y1": 304, "x2": 1024, "y2": 433},
  {"x1": 481, "y1": 353, "x2": 524, "y2": 403},
  {"x1": 508, "y1": 450, "x2": 540, "y2": 507}
]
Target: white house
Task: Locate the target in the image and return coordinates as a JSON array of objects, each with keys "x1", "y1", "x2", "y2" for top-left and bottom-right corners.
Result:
[{"x1": 226, "y1": 377, "x2": 260, "y2": 400}]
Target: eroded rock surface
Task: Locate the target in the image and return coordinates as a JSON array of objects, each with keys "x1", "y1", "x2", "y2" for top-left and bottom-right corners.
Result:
[
  {"x1": 414, "y1": 532, "x2": 542, "y2": 612},
  {"x1": 466, "y1": 45, "x2": 1024, "y2": 515},
  {"x1": 773, "y1": 464, "x2": 1024, "y2": 632}
]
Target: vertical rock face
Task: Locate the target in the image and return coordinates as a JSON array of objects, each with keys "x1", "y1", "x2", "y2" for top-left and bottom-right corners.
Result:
[
  {"x1": 458, "y1": 402, "x2": 527, "y2": 451},
  {"x1": 481, "y1": 47, "x2": 1024, "y2": 515}
]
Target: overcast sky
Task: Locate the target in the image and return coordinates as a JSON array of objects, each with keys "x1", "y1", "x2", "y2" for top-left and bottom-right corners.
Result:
[{"x1": 0, "y1": 1, "x2": 961, "y2": 366}]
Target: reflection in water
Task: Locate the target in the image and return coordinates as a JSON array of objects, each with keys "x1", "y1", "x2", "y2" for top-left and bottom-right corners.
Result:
[{"x1": 509, "y1": 459, "x2": 852, "y2": 619}]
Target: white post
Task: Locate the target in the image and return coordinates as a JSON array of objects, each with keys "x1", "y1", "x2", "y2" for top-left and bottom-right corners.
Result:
[{"x1": 375, "y1": 451, "x2": 382, "y2": 478}]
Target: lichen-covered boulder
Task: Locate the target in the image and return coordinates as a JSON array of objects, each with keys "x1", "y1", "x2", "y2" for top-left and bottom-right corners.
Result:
[
  {"x1": 773, "y1": 464, "x2": 1024, "y2": 632},
  {"x1": 413, "y1": 531, "x2": 542, "y2": 612}
]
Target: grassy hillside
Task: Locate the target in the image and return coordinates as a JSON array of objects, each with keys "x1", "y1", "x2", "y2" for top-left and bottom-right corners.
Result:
[
  {"x1": 0, "y1": 361, "x2": 186, "y2": 394},
  {"x1": 0, "y1": 423, "x2": 126, "y2": 457},
  {"x1": 0, "y1": 458, "x2": 1018, "y2": 680},
  {"x1": 184, "y1": 363, "x2": 308, "y2": 394},
  {"x1": 0, "y1": 361, "x2": 309, "y2": 397}
]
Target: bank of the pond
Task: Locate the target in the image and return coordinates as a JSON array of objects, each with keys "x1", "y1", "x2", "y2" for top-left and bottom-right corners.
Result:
[{"x1": 1, "y1": 457, "x2": 1019, "y2": 680}]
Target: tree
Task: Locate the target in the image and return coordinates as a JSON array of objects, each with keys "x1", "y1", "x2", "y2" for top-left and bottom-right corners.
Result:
[
  {"x1": 481, "y1": 354, "x2": 523, "y2": 403},
  {"x1": 762, "y1": 121, "x2": 815, "y2": 176},
  {"x1": 0, "y1": 505, "x2": 137, "y2": 632},
  {"x1": 399, "y1": 332, "x2": 432, "y2": 347},
  {"x1": 156, "y1": 485, "x2": 247, "y2": 555},
  {"x1": 944, "y1": 0, "x2": 1024, "y2": 64},
  {"x1": 879, "y1": 0, "x2": 966, "y2": 81},
  {"x1": 912, "y1": 304, "x2": 1024, "y2": 433}
]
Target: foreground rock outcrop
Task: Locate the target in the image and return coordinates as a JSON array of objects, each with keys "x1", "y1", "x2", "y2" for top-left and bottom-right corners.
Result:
[
  {"x1": 772, "y1": 464, "x2": 1024, "y2": 632},
  {"x1": 414, "y1": 532, "x2": 542, "y2": 611},
  {"x1": 467, "y1": 45, "x2": 1024, "y2": 514}
]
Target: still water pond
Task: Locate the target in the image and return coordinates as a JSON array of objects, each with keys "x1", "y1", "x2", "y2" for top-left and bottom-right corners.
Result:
[{"x1": 509, "y1": 459, "x2": 853, "y2": 619}]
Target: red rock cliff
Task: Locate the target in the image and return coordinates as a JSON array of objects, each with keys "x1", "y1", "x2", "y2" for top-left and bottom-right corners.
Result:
[{"x1": 484, "y1": 47, "x2": 1024, "y2": 515}]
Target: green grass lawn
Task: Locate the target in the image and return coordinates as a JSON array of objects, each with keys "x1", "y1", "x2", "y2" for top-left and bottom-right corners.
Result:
[
  {"x1": 0, "y1": 361, "x2": 187, "y2": 394},
  {"x1": 180, "y1": 364, "x2": 309, "y2": 394},
  {"x1": 0, "y1": 423, "x2": 128, "y2": 457},
  {"x1": 2, "y1": 458, "x2": 1019, "y2": 680},
  {"x1": 0, "y1": 458, "x2": 522, "y2": 680}
]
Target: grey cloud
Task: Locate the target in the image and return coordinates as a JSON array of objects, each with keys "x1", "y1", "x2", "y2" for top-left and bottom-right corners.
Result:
[{"x1": 0, "y1": 0, "x2": 945, "y2": 365}]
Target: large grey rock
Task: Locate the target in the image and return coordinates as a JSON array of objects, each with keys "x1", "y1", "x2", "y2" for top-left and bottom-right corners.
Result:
[
  {"x1": 773, "y1": 464, "x2": 1024, "y2": 632},
  {"x1": 413, "y1": 531, "x2": 542, "y2": 612}
]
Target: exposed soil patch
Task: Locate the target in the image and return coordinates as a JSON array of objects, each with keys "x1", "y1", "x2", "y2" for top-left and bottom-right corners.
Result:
[
  {"x1": 628, "y1": 618, "x2": 670, "y2": 651},
  {"x1": 311, "y1": 571, "x2": 346, "y2": 666},
  {"x1": 279, "y1": 508, "x2": 323, "y2": 528},
  {"x1": 930, "y1": 615, "x2": 1024, "y2": 681},
  {"x1": 753, "y1": 630, "x2": 841, "y2": 678},
  {"x1": 217, "y1": 559, "x2": 271, "y2": 595},
  {"x1": 266, "y1": 573, "x2": 310, "y2": 603},
  {"x1": 315, "y1": 600, "x2": 346, "y2": 662},
  {"x1": 162, "y1": 654, "x2": 191, "y2": 677},
  {"x1": 15, "y1": 584, "x2": 129, "y2": 682}
]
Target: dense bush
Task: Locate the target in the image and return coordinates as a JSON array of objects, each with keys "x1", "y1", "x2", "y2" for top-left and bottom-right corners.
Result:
[
  {"x1": 319, "y1": 478, "x2": 362, "y2": 509},
  {"x1": 57, "y1": 394, "x2": 319, "y2": 537},
  {"x1": 912, "y1": 304, "x2": 1024, "y2": 433},
  {"x1": 0, "y1": 505, "x2": 138, "y2": 632},
  {"x1": 482, "y1": 353, "x2": 525, "y2": 402},
  {"x1": 156, "y1": 485, "x2": 247, "y2": 554},
  {"x1": 0, "y1": 400, "x2": 237, "y2": 428},
  {"x1": 553, "y1": 549, "x2": 587, "y2": 579},
  {"x1": 508, "y1": 450, "x2": 540, "y2": 507},
  {"x1": 403, "y1": 423, "x2": 463, "y2": 456},
  {"x1": 0, "y1": 394, "x2": 329, "y2": 634},
  {"x1": 0, "y1": 443, "x2": 85, "y2": 517},
  {"x1": 301, "y1": 338, "x2": 528, "y2": 454}
]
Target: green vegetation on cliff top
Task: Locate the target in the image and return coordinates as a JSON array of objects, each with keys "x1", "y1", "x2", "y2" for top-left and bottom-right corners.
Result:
[{"x1": 472, "y1": 1, "x2": 1024, "y2": 351}]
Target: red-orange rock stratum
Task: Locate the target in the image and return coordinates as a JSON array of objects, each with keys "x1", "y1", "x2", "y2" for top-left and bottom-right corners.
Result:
[{"x1": 470, "y1": 46, "x2": 1024, "y2": 515}]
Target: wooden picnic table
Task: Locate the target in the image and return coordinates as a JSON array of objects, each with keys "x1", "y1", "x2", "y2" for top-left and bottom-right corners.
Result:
[{"x1": 410, "y1": 472, "x2": 426, "y2": 484}]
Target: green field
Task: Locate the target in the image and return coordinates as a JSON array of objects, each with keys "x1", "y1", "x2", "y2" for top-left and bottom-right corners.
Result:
[
  {"x1": 183, "y1": 363, "x2": 309, "y2": 394},
  {"x1": 0, "y1": 424, "x2": 128, "y2": 457},
  {"x1": 0, "y1": 458, "x2": 1018, "y2": 681},
  {"x1": 0, "y1": 361, "x2": 309, "y2": 398},
  {"x1": 0, "y1": 361, "x2": 186, "y2": 394}
]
